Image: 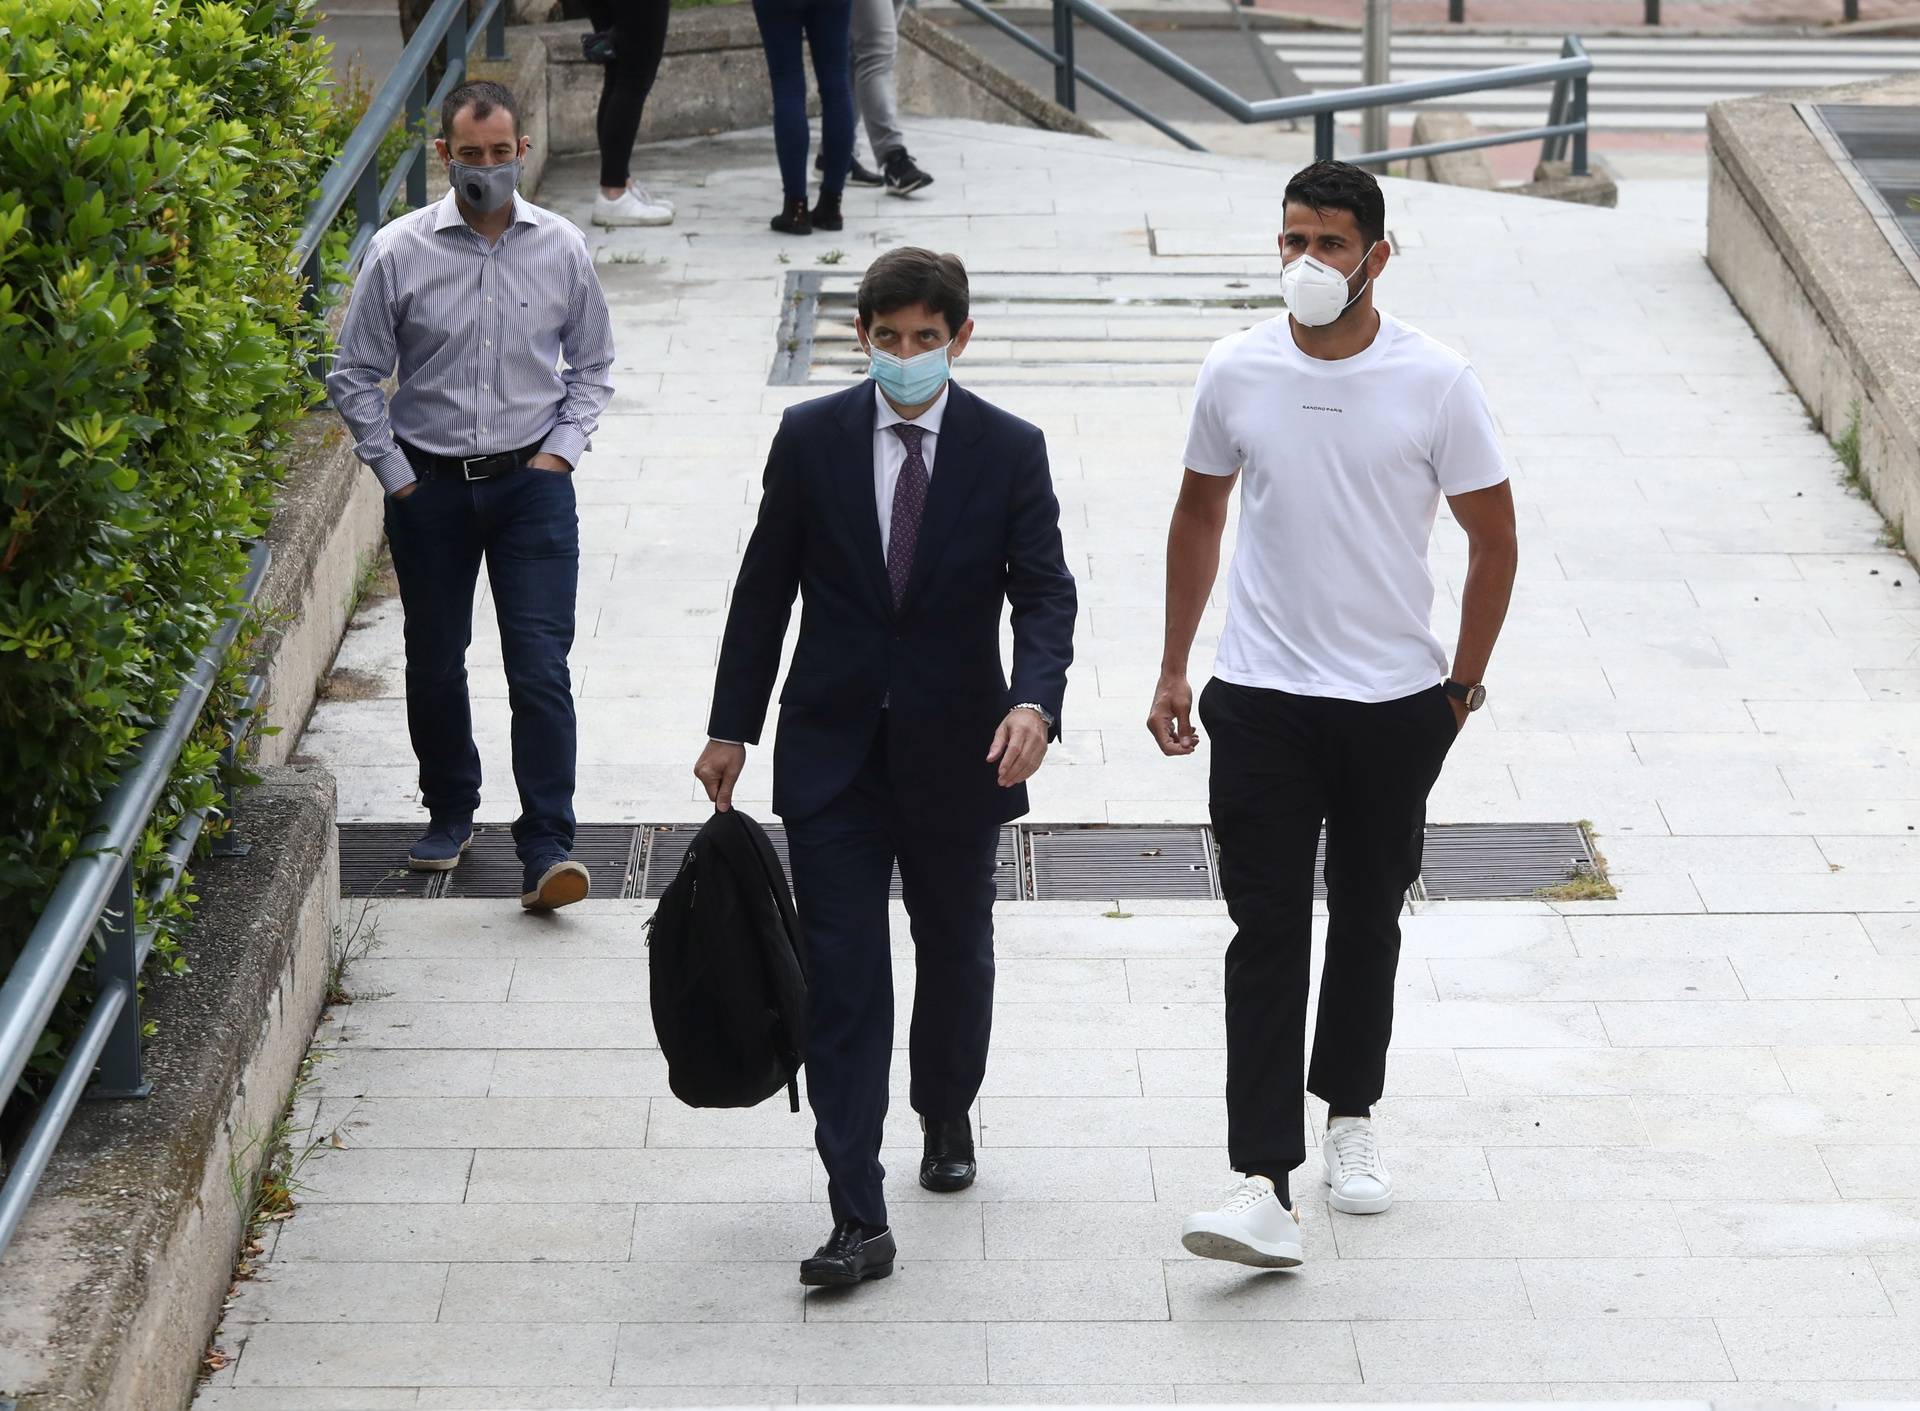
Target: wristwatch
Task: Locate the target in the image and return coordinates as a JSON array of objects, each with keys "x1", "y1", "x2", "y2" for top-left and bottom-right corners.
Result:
[
  {"x1": 1443, "y1": 679, "x2": 1487, "y2": 711},
  {"x1": 1012, "y1": 702, "x2": 1056, "y2": 728}
]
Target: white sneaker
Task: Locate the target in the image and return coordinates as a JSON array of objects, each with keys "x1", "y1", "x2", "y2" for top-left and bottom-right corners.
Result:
[
  {"x1": 1323, "y1": 1116, "x2": 1393, "y2": 1214},
  {"x1": 1180, "y1": 1176, "x2": 1305, "y2": 1268},
  {"x1": 629, "y1": 182, "x2": 675, "y2": 215},
  {"x1": 593, "y1": 187, "x2": 673, "y2": 227}
]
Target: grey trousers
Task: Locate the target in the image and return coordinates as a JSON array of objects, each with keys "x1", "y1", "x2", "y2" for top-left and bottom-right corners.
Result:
[{"x1": 851, "y1": 0, "x2": 907, "y2": 161}]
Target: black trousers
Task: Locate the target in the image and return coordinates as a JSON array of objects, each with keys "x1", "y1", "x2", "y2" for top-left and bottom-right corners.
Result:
[
  {"x1": 1198, "y1": 677, "x2": 1457, "y2": 1176},
  {"x1": 784, "y1": 720, "x2": 1000, "y2": 1230},
  {"x1": 587, "y1": 0, "x2": 672, "y2": 189}
]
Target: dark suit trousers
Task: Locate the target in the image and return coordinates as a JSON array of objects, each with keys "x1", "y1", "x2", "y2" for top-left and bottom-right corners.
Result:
[{"x1": 784, "y1": 719, "x2": 1000, "y2": 1230}]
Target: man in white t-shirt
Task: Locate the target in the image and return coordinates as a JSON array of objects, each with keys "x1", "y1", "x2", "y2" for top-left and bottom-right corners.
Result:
[{"x1": 1148, "y1": 160, "x2": 1518, "y2": 1269}]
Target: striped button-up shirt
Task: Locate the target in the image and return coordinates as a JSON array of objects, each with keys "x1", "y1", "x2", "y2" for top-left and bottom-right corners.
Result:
[{"x1": 326, "y1": 190, "x2": 616, "y2": 495}]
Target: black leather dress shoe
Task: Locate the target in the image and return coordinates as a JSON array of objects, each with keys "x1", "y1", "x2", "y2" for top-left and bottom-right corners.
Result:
[
  {"x1": 920, "y1": 1113, "x2": 977, "y2": 1192},
  {"x1": 799, "y1": 1219, "x2": 895, "y2": 1287}
]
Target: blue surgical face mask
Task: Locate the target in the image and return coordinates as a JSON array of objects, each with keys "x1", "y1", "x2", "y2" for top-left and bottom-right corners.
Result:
[{"x1": 867, "y1": 341, "x2": 952, "y2": 405}]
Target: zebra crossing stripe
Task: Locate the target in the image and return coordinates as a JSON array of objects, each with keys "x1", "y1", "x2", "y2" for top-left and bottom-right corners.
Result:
[{"x1": 1261, "y1": 32, "x2": 1920, "y2": 130}]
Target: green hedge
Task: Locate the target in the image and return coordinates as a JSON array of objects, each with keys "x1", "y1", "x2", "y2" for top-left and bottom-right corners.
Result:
[{"x1": 0, "y1": 0, "x2": 342, "y2": 1104}]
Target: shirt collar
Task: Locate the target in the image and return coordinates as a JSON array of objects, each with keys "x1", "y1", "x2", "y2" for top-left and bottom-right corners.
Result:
[
  {"x1": 873, "y1": 380, "x2": 950, "y2": 437},
  {"x1": 432, "y1": 188, "x2": 543, "y2": 233}
]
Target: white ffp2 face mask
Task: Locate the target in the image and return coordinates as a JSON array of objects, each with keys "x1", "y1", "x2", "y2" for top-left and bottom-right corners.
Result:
[{"x1": 1281, "y1": 240, "x2": 1379, "y2": 327}]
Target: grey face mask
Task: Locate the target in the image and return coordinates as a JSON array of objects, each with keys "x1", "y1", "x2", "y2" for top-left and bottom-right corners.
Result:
[{"x1": 449, "y1": 157, "x2": 521, "y2": 214}]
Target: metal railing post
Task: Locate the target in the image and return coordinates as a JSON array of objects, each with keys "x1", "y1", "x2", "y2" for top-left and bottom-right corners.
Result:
[
  {"x1": 353, "y1": 162, "x2": 382, "y2": 250},
  {"x1": 1542, "y1": 69, "x2": 1568, "y2": 164},
  {"x1": 406, "y1": 69, "x2": 430, "y2": 210},
  {"x1": 445, "y1": 2, "x2": 470, "y2": 86},
  {"x1": 1314, "y1": 110, "x2": 1336, "y2": 160},
  {"x1": 88, "y1": 866, "x2": 149, "y2": 1099},
  {"x1": 486, "y1": 0, "x2": 508, "y2": 59},
  {"x1": 1053, "y1": 0, "x2": 1077, "y2": 110},
  {"x1": 1571, "y1": 72, "x2": 1588, "y2": 176},
  {"x1": 1361, "y1": 0, "x2": 1391, "y2": 160}
]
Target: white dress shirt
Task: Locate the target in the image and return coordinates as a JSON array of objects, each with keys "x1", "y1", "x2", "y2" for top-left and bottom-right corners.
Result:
[{"x1": 874, "y1": 382, "x2": 947, "y2": 559}]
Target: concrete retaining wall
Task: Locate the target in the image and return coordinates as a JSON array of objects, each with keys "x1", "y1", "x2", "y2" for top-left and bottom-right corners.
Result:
[
  {"x1": 255, "y1": 414, "x2": 385, "y2": 766},
  {"x1": 1708, "y1": 74, "x2": 1920, "y2": 560},
  {"x1": 533, "y1": 2, "x2": 1097, "y2": 156},
  {"x1": 0, "y1": 768, "x2": 339, "y2": 1410}
]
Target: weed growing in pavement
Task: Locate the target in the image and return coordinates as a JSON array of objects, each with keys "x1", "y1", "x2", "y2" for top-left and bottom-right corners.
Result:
[
  {"x1": 207, "y1": 1059, "x2": 358, "y2": 1380},
  {"x1": 1829, "y1": 402, "x2": 1914, "y2": 560},
  {"x1": 1835, "y1": 400, "x2": 1864, "y2": 493},
  {"x1": 817, "y1": 248, "x2": 846, "y2": 265},
  {"x1": 1535, "y1": 821, "x2": 1617, "y2": 903},
  {"x1": 327, "y1": 896, "x2": 383, "y2": 1006}
]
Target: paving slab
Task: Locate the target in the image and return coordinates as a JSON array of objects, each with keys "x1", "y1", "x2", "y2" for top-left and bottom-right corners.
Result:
[{"x1": 229, "y1": 116, "x2": 1920, "y2": 1409}]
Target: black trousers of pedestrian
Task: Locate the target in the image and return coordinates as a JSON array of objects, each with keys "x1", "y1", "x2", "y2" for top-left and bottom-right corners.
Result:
[
  {"x1": 1198, "y1": 676, "x2": 1458, "y2": 1177},
  {"x1": 587, "y1": 0, "x2": 672, "y2": 189},
  {"x1": 784, "y1": 720, "x2": 1001, "y2": 1231}
]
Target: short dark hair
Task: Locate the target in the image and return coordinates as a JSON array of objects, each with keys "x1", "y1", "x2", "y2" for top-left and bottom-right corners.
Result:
[
  {"x1": 1282, "y1": 160, "x2": 1386, "y2": 246},
  {"x1": 442, "y1": 80, "x2": 521, "y2": 142},
  {"x1": 856, "y1": 247, "x2": 970, "y2": 334}
]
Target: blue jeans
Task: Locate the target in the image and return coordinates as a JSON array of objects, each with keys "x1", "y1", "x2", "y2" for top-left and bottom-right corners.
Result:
[
  {"x1": 751, "y1": 0, "x2": 854, "y2": 201},
  {"x1": 382, "y1": 465, "x2": 579, "y2": 866}
]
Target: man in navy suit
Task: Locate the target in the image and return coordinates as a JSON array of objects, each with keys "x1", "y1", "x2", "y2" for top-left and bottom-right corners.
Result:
[{"x1": 694, "y1": 247, "x2": 1076, "y2": 1287}]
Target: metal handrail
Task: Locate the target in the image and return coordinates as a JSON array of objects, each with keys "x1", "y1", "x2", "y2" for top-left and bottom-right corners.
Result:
[
  {"x1": 0, "y1": 543, "x2": 270, "y2": 1257},
  {"x1": 952, "y1": 0, "x2": 1592, "y2": 176},
  {"x1": 295, "y1": 0, "x2": 508, "y2": 306}
]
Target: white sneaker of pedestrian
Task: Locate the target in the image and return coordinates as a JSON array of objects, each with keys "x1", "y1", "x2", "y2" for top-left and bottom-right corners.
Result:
[
  {"x1": 1322, "y1": 1116, "x2": 1393, "y2": 1214},
  {"x1": 628, "y1": 181, "x2": 675, "y2": 215},
  {"x1": 1180, "y1": 1175, "x2": 1304, "y2": 1268},
  {"x1": 593, "y1": 186, "x2": 673, "y2": 226}
]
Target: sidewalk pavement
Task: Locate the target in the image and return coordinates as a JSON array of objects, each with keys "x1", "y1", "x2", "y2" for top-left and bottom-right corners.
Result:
[{"x1": 198, "y1": 120, "x2": 1920, "y2": 1408}]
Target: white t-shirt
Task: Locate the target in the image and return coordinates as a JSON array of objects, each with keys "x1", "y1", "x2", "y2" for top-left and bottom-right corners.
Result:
[{"x1": 1183, "y1": 311, "x2": 1510, "y2": 703}]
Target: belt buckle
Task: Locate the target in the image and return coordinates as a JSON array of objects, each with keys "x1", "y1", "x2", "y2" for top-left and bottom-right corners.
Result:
[{"x1": 461, "y1": 455, "x2": 495, "y2": 481}]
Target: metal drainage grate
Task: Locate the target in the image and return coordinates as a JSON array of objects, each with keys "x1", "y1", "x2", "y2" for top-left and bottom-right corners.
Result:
[
  {"x1": 638, "y1": 822, "x2": 776, "y2": 899},
  {"x1": 338, "y1": 822, "x2": 1597, "y2": 902},
  {"x1": 338, "y1": 823, "x2": 444, "y2": 899},
  {"x1": 771, "y1": 269, "x2": 1280, "y2": 388},
  {"x1": 1414, "y1": 822, "x2": 1595, "y2": 902},
  {"x1": 638, "y1": 823, "x2": 1024, "y2": 902},
  {"x1": 1026, "y1": 826, "x2": 1219, "y2": 901},
  {"x1": 439, "y1": 824, "x2": 644, "y2": 899},
  {"x1": 1802, "y1": 103, "x2": 1920, "y2": 288}
]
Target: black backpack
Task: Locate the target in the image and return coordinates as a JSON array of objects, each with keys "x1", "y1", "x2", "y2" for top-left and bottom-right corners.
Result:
[{"x1": 645, "y1": 810, "x2": 807, "y2": 1113}]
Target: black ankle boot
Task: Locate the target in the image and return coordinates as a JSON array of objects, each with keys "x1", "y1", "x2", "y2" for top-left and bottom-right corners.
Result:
[
  {"x1": 810, "y1": 189, "x2": 844, "y2": 232},
  {"x1": 770, "y1": 195, "x2": 812, "y2": 236}
]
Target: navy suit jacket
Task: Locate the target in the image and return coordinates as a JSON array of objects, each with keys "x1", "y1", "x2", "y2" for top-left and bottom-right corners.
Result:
[{"x1": 708, "y1": 381, "x2": 1077, "y2": 827}]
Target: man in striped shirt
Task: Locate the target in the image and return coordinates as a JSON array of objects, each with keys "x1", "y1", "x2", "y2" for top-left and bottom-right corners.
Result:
[{"x1": 326, "y1": 80, "x2": 616, "y2": 911}]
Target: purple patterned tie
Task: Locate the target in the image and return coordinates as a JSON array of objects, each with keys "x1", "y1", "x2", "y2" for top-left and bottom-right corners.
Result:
[{"x1": 887, "y1": 423, "x2": 929, "y2": 608}]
